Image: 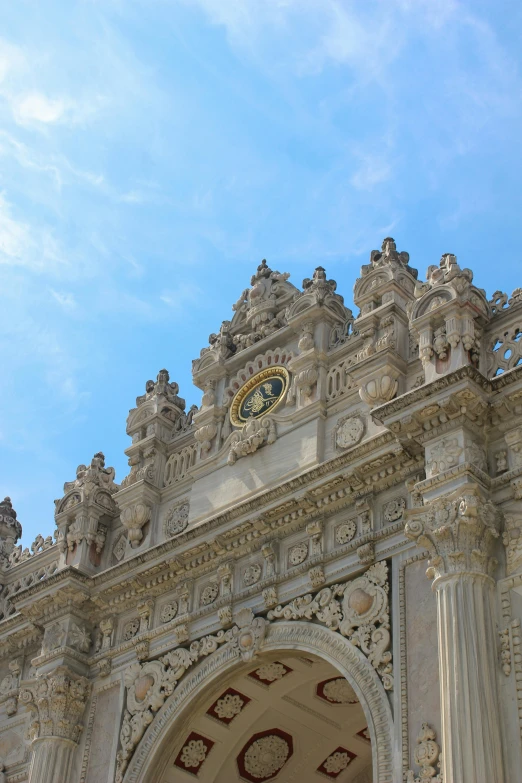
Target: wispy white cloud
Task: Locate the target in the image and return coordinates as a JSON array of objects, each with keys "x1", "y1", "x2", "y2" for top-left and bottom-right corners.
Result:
[
  {"x1": 0, "y1": 192, "x2": 31, "y2": 263},
  {"x1": 49, "y1": 288, "x2": 77, "y2": 310},
  {"x1": 13, "y1": 93, "x2": 68, "y2": 124},
  {"x1": 160, "y1": 282, "x2": 203, "y2": 313},
  {"x1": 350, "y1": 154, "x2": 392, "y2": 191}
]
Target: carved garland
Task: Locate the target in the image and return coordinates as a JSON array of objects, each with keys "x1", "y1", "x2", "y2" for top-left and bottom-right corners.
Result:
[
  {"x1": 267, "y1": 561, "x2": 393, "y2": 690},
  {"x1": 116, "y1": 562, "x2": 393, "y2": 782}
]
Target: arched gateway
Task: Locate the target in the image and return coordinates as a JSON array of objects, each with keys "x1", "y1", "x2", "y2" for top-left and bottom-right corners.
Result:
[
  {"x1": 124, "y1": 622, "x2": 393, "y2": 783},
  {"x1": 1, "y1": 241, "x2": 520, "y2": 783}
]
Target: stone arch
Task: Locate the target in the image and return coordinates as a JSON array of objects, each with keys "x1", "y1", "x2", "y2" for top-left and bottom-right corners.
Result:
[{"x1": 123, "y1": 621, "x2": 394, "y2": 783}]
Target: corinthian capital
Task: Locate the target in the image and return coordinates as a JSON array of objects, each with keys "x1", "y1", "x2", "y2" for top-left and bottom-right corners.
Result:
[
  {"x1": 404, "y1": 486, "x2": 501, "y2": 580},
  {"x1": 19, "y1": 666, "x2": 91, "y2": 744}
]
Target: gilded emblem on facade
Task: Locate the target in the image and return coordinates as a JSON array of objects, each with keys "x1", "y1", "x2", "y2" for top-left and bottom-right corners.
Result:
[{"x1": 230, "y1": 367, "x2": 290, "y2": 427}]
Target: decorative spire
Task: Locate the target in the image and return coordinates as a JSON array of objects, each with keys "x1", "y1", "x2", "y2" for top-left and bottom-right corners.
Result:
[
  {"x1": 136, "y1": 369, "x2": 186, "y2": 410},
  {"x1": 0, "y1": 497, "x2": 22, "y2": 566}
]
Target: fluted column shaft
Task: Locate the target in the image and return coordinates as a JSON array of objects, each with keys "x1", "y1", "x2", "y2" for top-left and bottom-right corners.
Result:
[
  {"x1": 434, "y1": 572, "x2": 504, "y2": 783},
  {"x1": 28, "y1": 737, "x2": 76, "y2": 783},
  {"x1": 404, "y1": 487, "x2": 505, "y2": 783}
]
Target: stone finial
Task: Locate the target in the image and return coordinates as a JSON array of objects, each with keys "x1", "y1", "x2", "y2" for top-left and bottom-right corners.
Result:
[
  {"x1": 302, "y1": 266, "x2": 337, "y2": 293},
  {"x1": 62, "y1": 452, "x2": 118, "y2": 497},
  {"x1": 0, "y1": 497, "x2": 22, "y2": 564},
  {"x1": 368, "y1": 237, "x2": 412, "y2": 271},
  {"x1": 194, "y1": 259, "x2": 297, "y2": 367},
  {"x1": 136, "y1": 369, "x2": 186, "y2": 410}
]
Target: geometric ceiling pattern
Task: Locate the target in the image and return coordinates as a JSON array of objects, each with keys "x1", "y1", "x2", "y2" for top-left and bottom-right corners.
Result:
[{"x1": 159, "y1": 653, "x2": 372, "y2": 783}]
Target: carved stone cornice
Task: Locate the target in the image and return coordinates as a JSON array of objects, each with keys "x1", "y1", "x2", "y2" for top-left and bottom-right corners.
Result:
[
  {"x1": 11, "y1": 570, "x2": 91, "y2": 624},
  {"x1": 373, "y1": 375, "x2": 490, "y2": 447},
  {"x1": 404, "y1": 484, "x2": 501, "y2": 580},
  {"x1": 373, "y1": 365, "x2": 489, "y2": 416},
  {"x1": 19, "y1": 665, "x2": 91, "y2": 744}
]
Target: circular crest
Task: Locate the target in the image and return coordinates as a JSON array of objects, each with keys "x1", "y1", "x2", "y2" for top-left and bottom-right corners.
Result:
[{"x1": 230, "y1": 367, "x2": 290, "y2": 427}]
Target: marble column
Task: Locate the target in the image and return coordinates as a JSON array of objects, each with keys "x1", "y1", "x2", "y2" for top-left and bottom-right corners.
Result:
[
  {"x1": 19, "y1": 666, "x2": 90, "y2": 783},
  {"x1": 28, "y1": 737, "x2": 76, "y2": 783},
  {"x1": 405, "y1": 486, "x2": 505, "y2": 783}
]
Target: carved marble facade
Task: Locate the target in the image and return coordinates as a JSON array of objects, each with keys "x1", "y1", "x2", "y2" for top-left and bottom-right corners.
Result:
[{"x1": 1, "y1": 239, "x2": 521, "y2": 783}]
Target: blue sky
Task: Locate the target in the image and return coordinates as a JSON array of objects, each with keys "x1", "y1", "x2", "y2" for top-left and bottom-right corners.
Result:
[{"x1": 1, "y1": 0, "x2": 522, "y2": 545}]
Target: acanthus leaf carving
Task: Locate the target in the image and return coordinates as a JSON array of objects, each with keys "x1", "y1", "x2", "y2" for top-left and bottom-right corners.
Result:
[
  {"x1": 18, "y1": 666, "x2": 91, "y2": 744},
  {"x1": 228, "y1": 417, "x2": 276, "y2": 465},
  {"x1": 404, "y1": 486, "x2": 501, "y2": 579}
]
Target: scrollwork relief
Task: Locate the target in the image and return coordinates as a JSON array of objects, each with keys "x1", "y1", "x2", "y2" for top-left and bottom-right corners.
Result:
[
  {"x1": 268, "y1": 561, "x2": 393, "y2": 690},
  {"x1": 115, "y1": 608, "x2": 266, "y2": 782}
]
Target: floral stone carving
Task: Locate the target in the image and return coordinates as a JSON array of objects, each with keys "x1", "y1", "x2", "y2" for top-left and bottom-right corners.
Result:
[
  {"x1": 200, "y1": 583, "x2": 219, "y2": 606},
  {"x1": 174, "y1": 731, "x2": 214, "y2": 775},
  {"x1": 238, "y1": 728, "x2": 293, "y2": 782},
  {"x1": 164, "y1": 501, "x2": 189, "y2": 538},
  {"x1": 120, "y1": 502, "x2": 151, "y2": 549},
  {"x1": 383, "y1": 497, "x2": 405, "y2": 523},
  {"x1": 215, "y1": 693, "x2": 244, "y2": 719},
  {"x1": 288, "y1": 541, "x2": 308, "y2": 566},
  {"x1": 116, "y1": 608, "x2": 266, "y2": 782},
  {"x1": 254, "y1": 662, "x2": 287, "y2": 683},
  {"x1": 319, "y1": 748, "x2": 355, "y2": 776},
  {"x1": 268, "y1": 561, "x2": 394, "y2": 690},
  {"x1": 159, "y1": 602, "x2": 178, "y2": 624},
  {"x1": 228, "y1": 417, "x2": 277, "y2": 465},
  {"x1": 243, "y1": 563, "x2": 262, "y2": 586},
  {"x1": 335, "y1": 415, "x2": 365, "y2": 450},
  {"x1": 336, "y1": 521, "x2": 356, "y2": 545},
  {"x1": 207, "y1": 687, "x2": 250, "y2": 724},
  {"x1": 404, "y1": 488, "x2": 501, "y2": 579},
  {"x1": 318, "y1": 677, "x2": 358, "y2": 704},
  {"x1": 406, "y1": 723, "x2": 442, "y2": 782},
  {"x1": 244, "y1": 734, "x2": 290, "y2": 778}
]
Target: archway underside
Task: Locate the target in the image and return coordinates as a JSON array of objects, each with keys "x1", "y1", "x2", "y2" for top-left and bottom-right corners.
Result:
[{"x1": 155, "y1": 652, "x2": 373, "y2": 783}]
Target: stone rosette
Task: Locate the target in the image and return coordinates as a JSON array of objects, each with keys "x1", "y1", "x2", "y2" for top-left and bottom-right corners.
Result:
[
  {"x1": 174, "y1": 731, "x2": 214, "y2": 775},
  {"x1": 317, "y1": 677, "x2": 359, "y2": 705},
  {"x1": 237, "y1": 728, "x2": 293, "y2": 783},
  {"x1": 317, "y1": 747, "x2": 356, "y2": 778},
  {"x1": 334, "y1": 415, "x2": 365, "y2": 451},
  {"x1": 206, "y1": 687, "x2": 250, "y2": 725}
]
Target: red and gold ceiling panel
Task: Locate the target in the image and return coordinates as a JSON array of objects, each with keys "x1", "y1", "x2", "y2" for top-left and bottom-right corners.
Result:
[
  {"x1": 174, "y1": 731, "x2": 214, "y2": 776},
  {"x1": 317, "y1": 746, "x2": 357, "y2": 779},
  {"x1": 356, "y1": 726, "x2": 371, "y2": 743},
  {"x1": 247, "y1": 661, "x2": 293, "y2": 686},
  {"x1": 206, "y1": 687, "x2": 251, "y2": 725},
  {"x1": 316, "y1": 677, "x2": 359, "y2": 705},
  {"x1": 237, "y1": 728, "x2": 293, "y2": 783}
]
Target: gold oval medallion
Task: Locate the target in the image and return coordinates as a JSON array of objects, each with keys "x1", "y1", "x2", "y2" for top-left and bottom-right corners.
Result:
[{"x1": 230, "y1": 367, "x2": 290, "y2": 427}]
